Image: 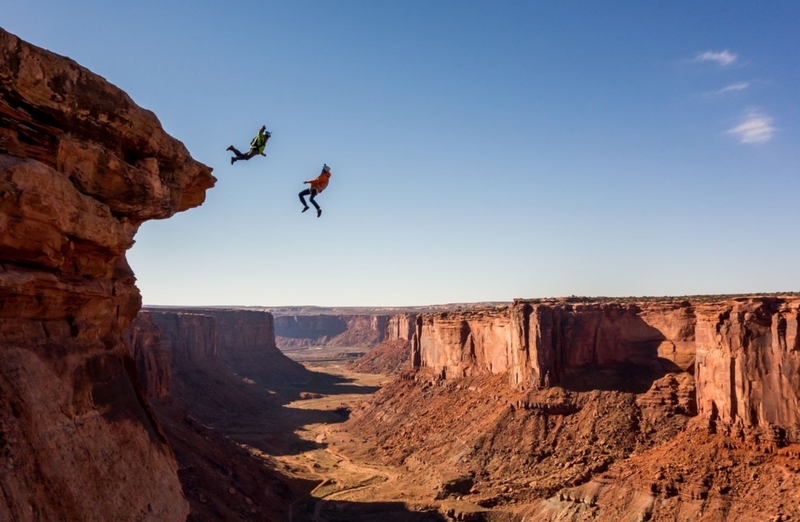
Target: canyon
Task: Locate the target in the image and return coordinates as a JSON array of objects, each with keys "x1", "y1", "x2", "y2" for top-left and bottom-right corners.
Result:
[
  {"x1": 270, "y1": 309, "x2": 416, "y2": 362},
  {"x1": 3, "y1": 25, "x2": 800, "y2": 522},
  {"x1": 122, "y1": 298, "x2": 800, "y2": 521}
]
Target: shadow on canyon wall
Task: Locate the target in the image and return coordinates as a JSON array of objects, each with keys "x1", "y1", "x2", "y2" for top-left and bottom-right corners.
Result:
[
  {"x1": 149, "y1": 359, "x2": 382, "y2": 521},
  {"x1": 559, "y1": 359, "x2": 686, "y2": 394},
  {"x1": 165, "y1": 358, "x2": 378, "y2": 457},
  {"x1": 552, "y1": 312, "x2": 690, "y2": 395}
]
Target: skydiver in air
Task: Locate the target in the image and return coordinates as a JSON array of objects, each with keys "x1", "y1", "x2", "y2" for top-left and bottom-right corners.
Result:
[
  {"x1": 227, "y1": 125, "x2": 271, "y2": 164},
  {"x1": 299, "y1": 164, "x2": 332, "y2": 218}
]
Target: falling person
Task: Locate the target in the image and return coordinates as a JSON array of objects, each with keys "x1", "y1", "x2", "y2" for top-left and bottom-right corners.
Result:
[
  {"x1": 227, "y1": 125, "x2": 271, "y2": 164},
  {"x1": 299, "y1": 164, "x2": 332, "y2": 218}
]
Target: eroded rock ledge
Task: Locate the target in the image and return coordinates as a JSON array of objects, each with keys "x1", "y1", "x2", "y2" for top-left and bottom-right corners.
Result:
[{"x1": 0, "y1": 27, "x2": 215, "y2": 521}]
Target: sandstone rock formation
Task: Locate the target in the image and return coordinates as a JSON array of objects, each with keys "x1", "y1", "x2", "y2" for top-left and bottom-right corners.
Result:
[
  {"x1": 411, "y1": 296, "x2": 800, "y2": 444},
  {"x1": 274, "y1": 313, "x2": 389, "y2": 349},
  {"x1": 412, "y1": 307, "x2": 513, "y2": 379},
  {"x1": 213, "y1": 309, "x2": 280, "y2": 369},
  {"x1": 124, "y1": 307, "x2": 352, "y2": 520},
  {"x1": 149, "y1": 311, "x2": 219, "y2": 365},
  {"x1": 385, "y1": 312, "x2": 417, "y2": 342},
  {"x1": 350, "y1": 296, "x2": 798, "y2": 520},
  {"x1": 124, "y1": 311, "x2": 171, "y2": 399},
  {"x1": 129, "y1": 308, "x2": 345, "y2": 393},
  {"x1": 695, "y1": 298, "x2": 800, "y2": 445},
  {"x1": 0, "y1": 27, "x2": 214, "y2": 521}
]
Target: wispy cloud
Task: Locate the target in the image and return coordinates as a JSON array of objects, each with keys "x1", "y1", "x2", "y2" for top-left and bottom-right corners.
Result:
[
  {"x1": 696, "y1": 50, "x2": 737, "y2": 66},
  {"x1": 716, "y1": 82, "x2": 749, "y2": 94},
  {"x1": 726, "y1": 110, "x2": 775, "y2": 144}
]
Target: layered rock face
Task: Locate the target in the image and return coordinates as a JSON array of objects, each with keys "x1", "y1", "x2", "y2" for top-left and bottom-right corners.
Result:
[
  {"x1": 274, "y1": 313, "x2": 389, "y2": 349},
  {"x1": 413, "y1": 300, "x2": 696, "y2": 385},
  {"x1": 695, "y1": 298, "x2": 800, "y2": 443},
  {"x1": 128, "y1": 309, "x2": 280, "y2": 385},
  {"x1": 413, "y1": 296, "x2": 800, "y2": 443},
  {"x1": 124, "y1": 312, "x2": 171, "y2": 399},
  {"x1": 509, "y1": 300, "x2": 696, "y2": 387},
  {"x1": 0, "y1": 28, "x2": 214, "y2": 521},
  {"x1": 149, "y1": 311, "x2": 218, "y2": 365},
  {"x1": 274, "y1": 314, "x2": 349, "y2": 344},
  {"x1": 132, "y1": 308, "x2": 316, "y2": 389},
  {"x1": 412, "y1": 308, "x2": 513, "y2": 378},
  {"x1": 214, "y1": 310, "x2": 277, "y2": 358},
  {"x1": 386, "y1": 313, "x2": 417, "y2": 342}
]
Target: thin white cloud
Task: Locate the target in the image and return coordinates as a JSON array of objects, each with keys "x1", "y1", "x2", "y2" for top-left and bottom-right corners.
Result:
[
  {"x1": 726, "y1": 111, "x2": 775, "y2": 144},
  {"x1": 696, "y1": 50, "x2": 737, "y2": 66},
  {"x1": 716, "y1": 82, "x2": 749, "y2": 94}
]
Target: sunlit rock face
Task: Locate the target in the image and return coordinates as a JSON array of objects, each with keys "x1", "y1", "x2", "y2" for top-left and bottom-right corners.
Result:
[
  {"x1": 386, "y1": 313, "x2": 417, "y2": 342},
  {"x1": 0, "y1": 27, "x2": 215, "y2": 521},
  {"x1": 413, "y1": 296, "x2": 800, "y2": 443},
  {"x1": 695, "y1": 297, "x2": 800, "y2": 444}
]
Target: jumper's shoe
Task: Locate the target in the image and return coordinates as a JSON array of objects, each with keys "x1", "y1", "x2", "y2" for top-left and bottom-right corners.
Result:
[
  {"x1": 301, "y1": 206, "x2": 310, "y2": 213},
  {"x1": 317, "y1": 208, "x2": 322, "y2": 218},
  {"x1": 230, "y1": 157, "x2": 236, "y2": 165},
  {"x1": 226, "y1": 145, "x2": 234, "y2": 151}
]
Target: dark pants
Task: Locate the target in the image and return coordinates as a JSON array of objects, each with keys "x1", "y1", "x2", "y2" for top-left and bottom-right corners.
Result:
[
  {"x1": 230, "y1": 146, "x2": 258, "y2": 161},
  {"x1": 298, "y1": 188, "x2": 320, "y2": 210}
]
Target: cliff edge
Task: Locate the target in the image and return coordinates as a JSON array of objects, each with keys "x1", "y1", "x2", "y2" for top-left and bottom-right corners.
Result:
[{"x1": 0, "y1": 28, "x2": 215, "y2": 521}]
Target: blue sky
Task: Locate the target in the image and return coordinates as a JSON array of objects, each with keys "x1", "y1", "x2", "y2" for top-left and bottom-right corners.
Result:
[{"x1": 4, "y1": 1, "x2": 799, "y2": 306}]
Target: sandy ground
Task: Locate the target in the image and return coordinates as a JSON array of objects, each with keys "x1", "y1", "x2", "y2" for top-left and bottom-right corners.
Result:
[{"x1": 268, "y1": 365, "x2": 452, "y2": 521}]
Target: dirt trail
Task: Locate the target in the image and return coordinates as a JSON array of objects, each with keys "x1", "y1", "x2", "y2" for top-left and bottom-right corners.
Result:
[
  {"x1": 277, "y1": 365, "x2": 456, "y2": 521},
  {"x1": 277, "y1": 367, "x2": 399, "y2": 497}
]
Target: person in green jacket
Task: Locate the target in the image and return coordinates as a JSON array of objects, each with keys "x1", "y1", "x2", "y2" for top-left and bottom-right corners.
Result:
[{"x1": 227, "y1": 125, "x2": 271, "y2": 164}]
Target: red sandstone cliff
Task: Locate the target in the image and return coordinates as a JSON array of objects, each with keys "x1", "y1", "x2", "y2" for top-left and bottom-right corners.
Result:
[
  {"x1": 342, "y1": 313, "x2": 417, "y2": 374},
  {"x1": 124, "y1": 311, "x2": 218, "y2": 398},
  {"x1": 386, "y1": 313, "x2": 417, "y2": 342},
  {"x1": 0, "y1": 28, "x2": 214, "y2": 521},
  {"x1": 123, "y1": 308, "x2": 335, "y2": 520},
  {"x1": 695, "y1": 298, "x2": 800, "y2": 444},
  {"x1": 509, "y1": 299, "x2": 696, "y2": 388},
  {"x1": 412, "y1": 297, "x2": 800, "y2": 444},
  {"x1": 412, "y1": 301, "x2": 695, "y2": 386},
  {"x1": 149, "y1": 311, "x2": 219, "y2": 364},
  {"x1": 274, "y1": 313, "x2": 395, "y2": 349},
  {"x1": 213, "y1": 309, "x2": 277, "y2": 362},
  {"x1": 412, "y1": 308, "x2": 513, "y2": 379},
  {"x1": 135, "y1": 307, "x2": 325, "y2": 391},
  {"x1": 353, "y1": 296, "x2": 800, "y2": 520},
  {"x1": 124, "y1": 311, "x2": 171, "y2": 400}
]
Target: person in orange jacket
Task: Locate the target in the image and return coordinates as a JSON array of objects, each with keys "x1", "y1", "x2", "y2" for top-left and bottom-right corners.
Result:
[{"x1": 299, "y1": 164, "x2": 331, "y2": 218}]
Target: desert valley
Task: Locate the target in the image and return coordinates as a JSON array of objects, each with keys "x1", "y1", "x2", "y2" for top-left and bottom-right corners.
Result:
[{"x1": 2, "y1": 26, "x2": 800, "y2": 522}]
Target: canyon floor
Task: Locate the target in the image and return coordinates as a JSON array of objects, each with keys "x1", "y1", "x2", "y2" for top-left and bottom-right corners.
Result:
[
  {"x1": 156, "y1": 348, "x2": 800, "y2": 522},
  {"x1": 277, "y1": 365, "x2": 449, "y2": 521}
]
